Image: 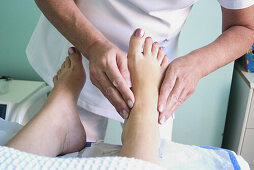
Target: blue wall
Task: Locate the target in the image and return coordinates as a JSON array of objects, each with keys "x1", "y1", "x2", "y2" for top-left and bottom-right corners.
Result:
[
  {"x1": 174, "y1": 0, "x2": 233, "y2": 146},
  {"x1": 0, "y1": 0, "x2": 41, "y2": 80}
]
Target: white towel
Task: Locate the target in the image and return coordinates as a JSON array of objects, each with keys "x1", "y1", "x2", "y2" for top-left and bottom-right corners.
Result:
[
  {"x1": 61, "y1": 140, "x2": 249, "y2": 170},
  {"x1": 0, "y1": 146, "x2": 165, "y2": 170}
]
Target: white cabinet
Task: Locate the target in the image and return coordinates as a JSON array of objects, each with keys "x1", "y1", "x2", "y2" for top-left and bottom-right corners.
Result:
[
  {"x1": 241, "y1": 129, "x2": 254, "y2": 165},
  {"x1": 247, "y1": 98, "x2": 254, "y2": 129},
  {"x1": 223, "y1": 63, "x2": 254, "y2": 168}
]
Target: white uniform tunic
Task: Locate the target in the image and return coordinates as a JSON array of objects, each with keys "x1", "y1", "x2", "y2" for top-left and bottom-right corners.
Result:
[{"x1": 26, "y1": 0, "x2": 254, "y2": 140}]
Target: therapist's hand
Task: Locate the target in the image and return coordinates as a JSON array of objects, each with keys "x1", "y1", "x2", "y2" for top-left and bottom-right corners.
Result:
[
  {"x1": 87, "y1": 39, "x2": 134, "y2": 119},
  {"x1": 157, "y1": 55, "x2": 202, "y2": 124}
]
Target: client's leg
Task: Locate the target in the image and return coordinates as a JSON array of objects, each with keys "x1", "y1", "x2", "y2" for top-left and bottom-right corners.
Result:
[
  {"x1": 119, "y1": 29, "x2": 169, "y2": 163},
  {"x1": 6, "y1": 49, "x2": 86, "y2": 157}
]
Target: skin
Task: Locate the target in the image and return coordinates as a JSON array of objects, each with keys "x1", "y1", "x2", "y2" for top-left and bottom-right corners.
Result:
[
  {"x1": 6, "y1": 49, "x2": 87, "y2": 156},
  {"x1": 34, "y1": 0, "x2": 254, "y2": 124},
  {"x1": 120, "y1": 30, "x2": 169, "y2": 163},
  {"x1": 158, "y1": 5, "x2": 254, "y2": 123},
  {"x1": 7, "y1": 32, "x2": 168, "y2": 163},
  {"x1": 34, "y1": 0, "x2": 134, "y2": 118}
]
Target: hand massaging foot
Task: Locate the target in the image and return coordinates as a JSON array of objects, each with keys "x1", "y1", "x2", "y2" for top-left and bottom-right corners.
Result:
[
  {"x1": 119, "y1": 29, "x2": 169, "y2": 163},
  {"x1": 7, "y1": 48, "x2": 86, "y2": 156}
]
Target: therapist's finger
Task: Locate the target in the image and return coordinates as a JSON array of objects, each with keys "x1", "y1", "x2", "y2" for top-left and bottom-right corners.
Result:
[
  {"x1": 169, "y1": 87, "x2": 189, "y2": 116},
  {"x1": 158, "y1": 66, "x2": 176, "y2": 114},
  {"x1": 168, "y1": 85, "x2": 193, "y2": 115},
  {"x1": 92, "y1": 77, "x2": 128, "y2": 118},
  {"x1": 95, "y1": 70, "x2": 130, "y2": 119},
  {"x1": 119, "y1": 56, "x2": 132, "y2": 90},
  {"x1": 159, "y1": 78, "x2": 183, "y2": 124},
  {"x1": 91, "y1": 73, "x2": 129, "y2": 119},
  {"x1": 105, "y1": 62, "x2": 134, "y2": 109},
  {"x1": 92, "y1": 77, "x2": 119, "y2": 112},
  {"x1": 117, "y1": 50, "x2": 132, "y2": 88}
]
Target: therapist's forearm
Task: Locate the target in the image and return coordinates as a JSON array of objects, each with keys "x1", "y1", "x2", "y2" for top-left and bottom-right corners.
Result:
[
  {"x1": 35, "y1": 0, "x2": 136, "y2": 117},
  {"x1": 34, "y1": 0, "x2": 106, "y2": 58},
  {"x1": 186, "y1": 5, "x2": 254, "y2": 78},
  {"x1": 185, "y1": 25, "x2": 254, "y2": 78}
]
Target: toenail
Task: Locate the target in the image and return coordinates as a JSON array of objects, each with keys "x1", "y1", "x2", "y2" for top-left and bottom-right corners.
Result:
[
  {"x1": 158, "y1": 104, "x2": 164, "y2": 112},
  {"x1": 127, "y1": 100, "x2": 133, "y2": 108},
  {"x1": 159, "y1": 47, "x2": 165, "y2": 50},
  {"x1": 160, "y1": 116, "x2": 166, "y2": 124},
  {"x1": 68, "y1": 47, "x2": 75, "y2": 55},
  {"x1": 134, "y1": 28, "x2": 144, "y2": 37},
  {"x1": 122, "y1": 110, "x2": 129, "y2": 119}
]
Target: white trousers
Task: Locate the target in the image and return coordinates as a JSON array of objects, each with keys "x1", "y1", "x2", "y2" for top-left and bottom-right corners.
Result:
[{"x1": 77, "y1": 106, "x2": 173, "y2": 142}]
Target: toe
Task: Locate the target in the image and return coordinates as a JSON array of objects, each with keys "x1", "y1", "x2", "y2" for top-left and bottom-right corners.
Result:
[
  {"x1": 151, "y1": 42, "x2": 159, "y2": 57},
  {"x1": 128, "y1": 28, "x2": 145, "y2": 57},
  {"x1": 69, "y1": 48, "x2": 82, "y2": 65},
  {"x1": 61, "y1": 62, "x2": 65, "y2": 70},
  {"x1": 53, "y1": 75, "x2": 58, "y2": 84},
  {"x1": 143, "y1": 37, "x2": 153, "y2": 56},
  {"x1": 65, "y1": 57, "x2": 71, "y2": 68},
  {"x1": 57, "y1": 70, "x2": 61, "y2": 76},
  {"x1": 161, "y1": 55, "x2": 170, "y2": 69},
  {"x1": 157, "y1": 47, "x2": 165, "y2": 64}
]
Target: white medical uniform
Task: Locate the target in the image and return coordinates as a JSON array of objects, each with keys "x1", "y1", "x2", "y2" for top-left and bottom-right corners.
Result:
[{"x1": 26, "y1": 0, "x2": 254, "y2": 142}]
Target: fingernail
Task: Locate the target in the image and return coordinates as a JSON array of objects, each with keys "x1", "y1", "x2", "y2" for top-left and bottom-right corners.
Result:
[
  {"x1": 122, "y1": 110, "x2": 129, "y2": 119},
  {"x1": 127, "y1": 100, "x2": 133, "y2": 108},
  {"x1": 158, "y1": 104, "x2": 164, "y2": 112},
  {"x1": 160, "y1": 116, "x2": 166, "y2": 124},
  {"x1": 134, "y1": 28, "x2": 144, "y2": 37},
  {"x1": 68, "y1": 47, "x2": 75, "y2": 55}
]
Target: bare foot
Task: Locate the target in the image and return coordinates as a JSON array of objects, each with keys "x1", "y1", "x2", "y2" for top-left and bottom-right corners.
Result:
[
  {"x1": 120, "y1": 29, "x2": 169, "y2": 163},
  {"x1": 6, "y1": 48, "x2": 86, "y2": 156},
  {"x1": 122, "y1": 29, "x2": 169, "y2": 139},
  {"x1": 128, "y1": 32, "x2": 169, "y2": 103},
  {"x1": 45, "y1": 49, "x2": 86, "y2": 154}
]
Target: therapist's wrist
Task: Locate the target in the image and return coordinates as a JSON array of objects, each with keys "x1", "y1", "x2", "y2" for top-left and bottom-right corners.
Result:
[
  {"x1": 183, "y1": 51, "x2": 207, "y2": 79},
  {"x1": 83, "y1": 38, "x2": 107, "y2": 59},
  {"x1": 85, "y1": 38, "x2": 115, "y2": 60}
]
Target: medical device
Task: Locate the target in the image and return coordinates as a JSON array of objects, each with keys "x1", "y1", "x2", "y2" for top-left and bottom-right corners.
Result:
[{"x1": 0, "y1": 79, "x2": 51, "y2": 125}]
